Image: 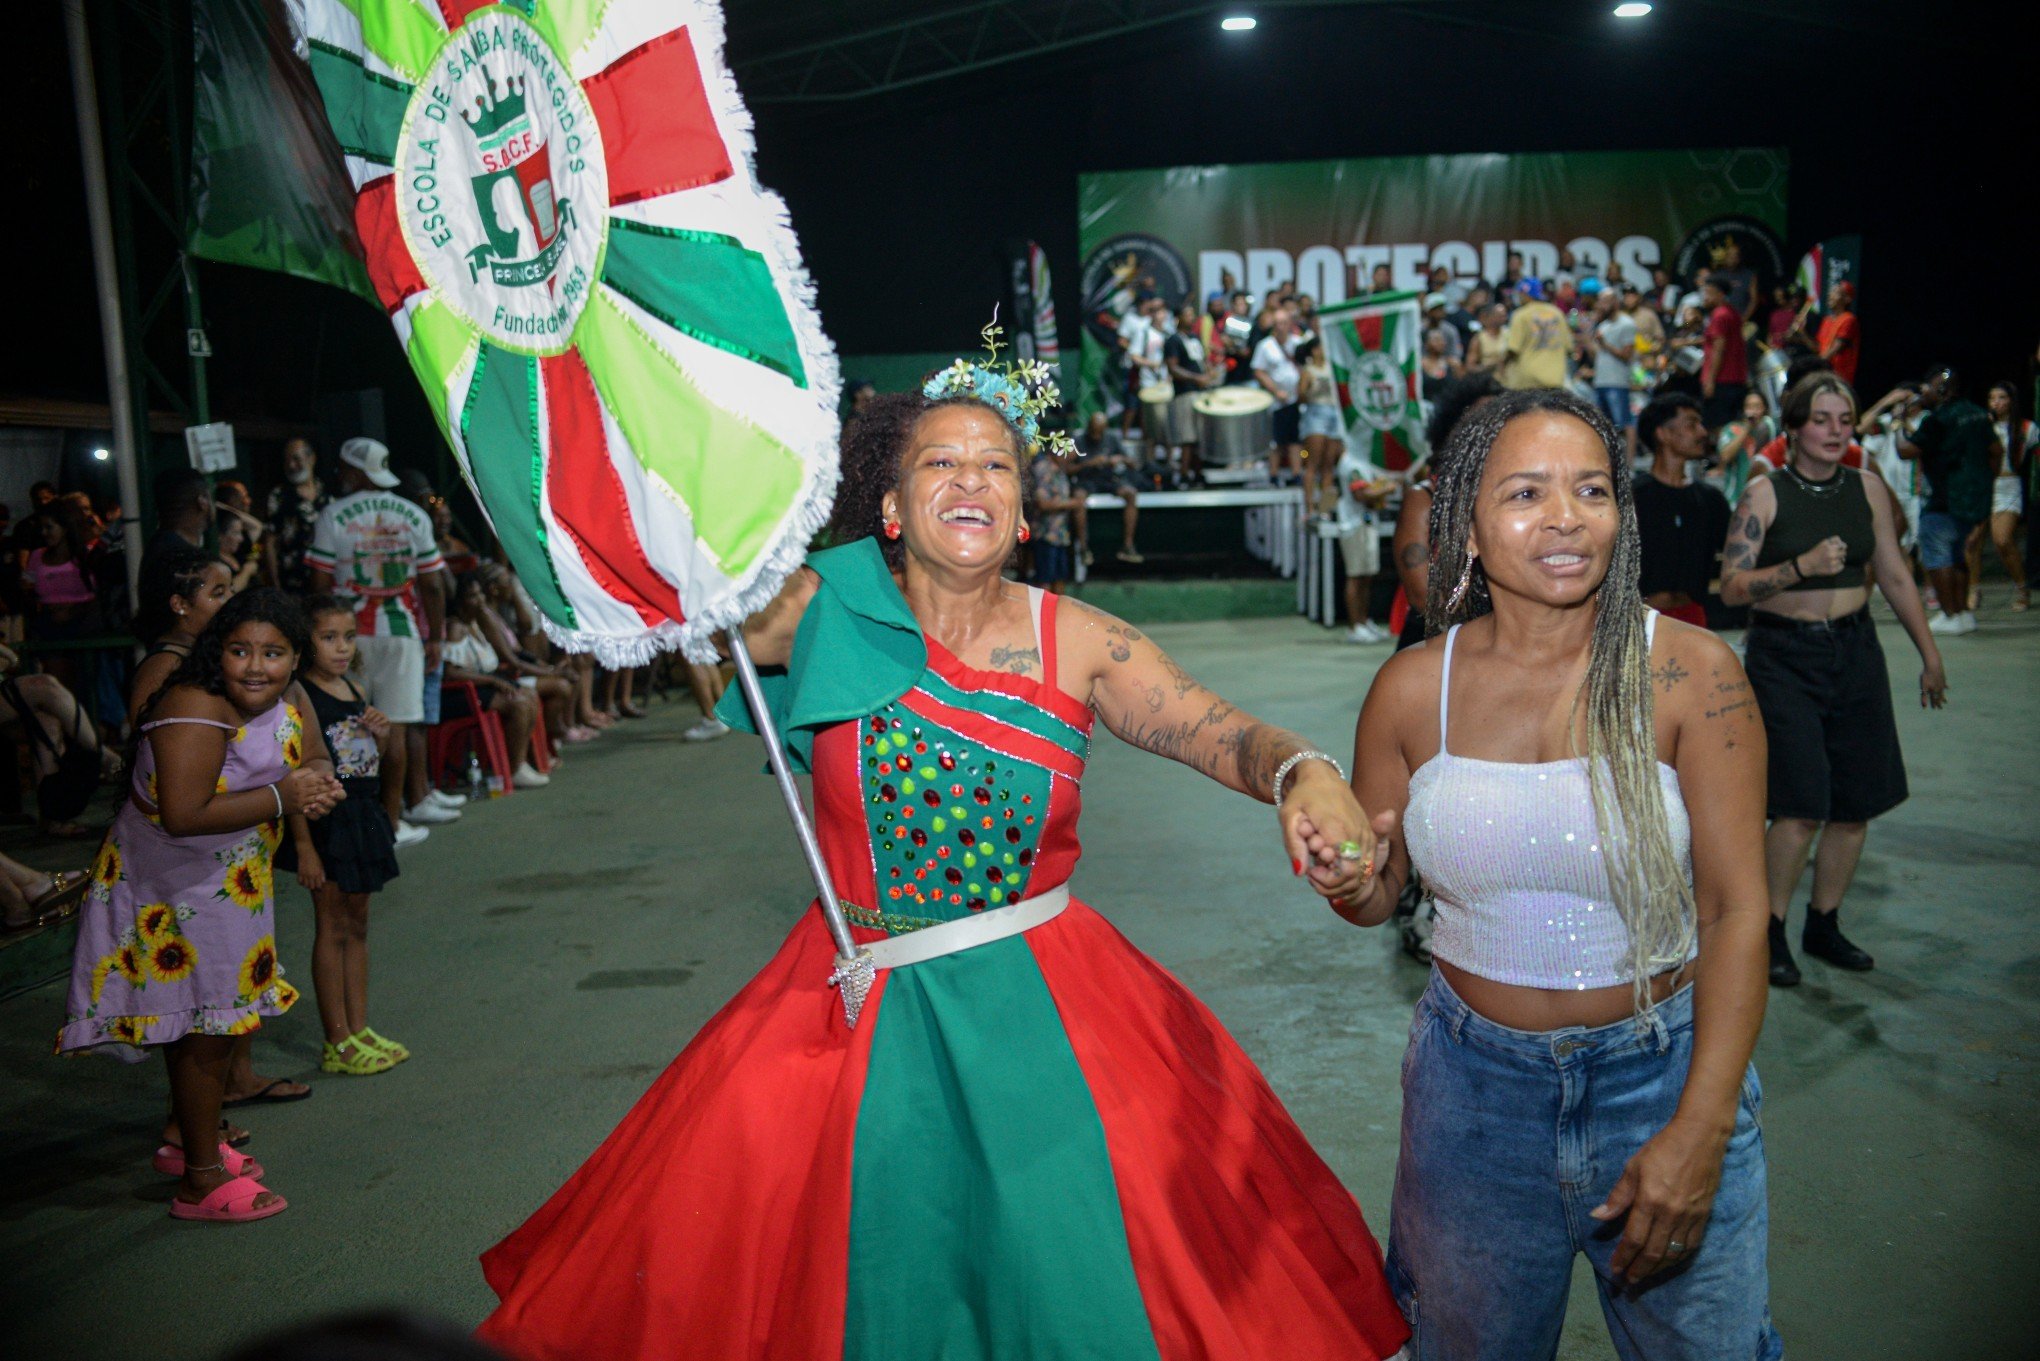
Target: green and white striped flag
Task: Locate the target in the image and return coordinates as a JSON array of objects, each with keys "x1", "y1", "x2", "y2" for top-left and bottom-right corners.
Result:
[
  {"x1": 189, "y1": 0, "x2": 840, "y2": 663},
  {"x1": 1318, "y1": 290, "x2": 1428, "y2": 471}
]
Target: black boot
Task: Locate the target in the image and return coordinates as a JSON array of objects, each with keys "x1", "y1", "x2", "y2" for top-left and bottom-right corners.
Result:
[
  {"x1": 1803, "y1": 906, "x2": 1875, "y2": 971},
  {"x1": 1767, "y1": 917, "x2": 1800, "y2": 987}
]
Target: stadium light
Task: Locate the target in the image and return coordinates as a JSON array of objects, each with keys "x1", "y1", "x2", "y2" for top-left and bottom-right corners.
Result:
[
  {"x1": 93, "y1": 447, "x2": 111, "y2": 461},
  {"x1": 1613, "y1": 3, "x2": 1653, "y2": 16},
  {"x1": 1220, "y1": 15, "x2": 1257, "y2": 32}
]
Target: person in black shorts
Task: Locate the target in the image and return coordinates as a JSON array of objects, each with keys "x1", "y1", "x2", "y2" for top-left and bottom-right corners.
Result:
[{"x1": 1719, "y1": 373, "x2": 1948, "y2": 988}]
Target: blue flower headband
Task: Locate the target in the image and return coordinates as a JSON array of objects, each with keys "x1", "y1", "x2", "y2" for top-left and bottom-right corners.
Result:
[{"x1": 921, "y1": 313, "x2": 1074, "y2": 457}]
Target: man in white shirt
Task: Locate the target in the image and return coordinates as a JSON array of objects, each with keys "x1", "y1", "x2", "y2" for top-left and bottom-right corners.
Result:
[
  {"x1": 1333, "y1": 445, "x2": 1395, "y2": 643},
  {"x1": 1252, "y1": 306, "x2": 1304, "y2": 477},
  {"x1": 308, "y1": 437, "x2": 447, "y2": 837},
  {"x1": 1116, "y1": 297, "x2": 1166, "y2": 435},
  {"x1": 1590, "y1": 290, "x2": 1641, "y2": 459}
]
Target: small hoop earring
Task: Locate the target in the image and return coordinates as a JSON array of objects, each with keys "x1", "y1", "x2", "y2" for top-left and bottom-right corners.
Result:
[
  {"x1": 883, "y1": 521, "x2": 902, "y2": 540},
  {"x1": 1017, "y1": 524, "x2": 1030, "y2": 544},
  {"x1": 1446, "y1": 555, "x2": 1477, "y2": 613}
]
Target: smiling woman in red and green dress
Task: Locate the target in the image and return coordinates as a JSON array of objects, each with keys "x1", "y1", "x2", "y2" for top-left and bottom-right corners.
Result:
[{"x1": 480, "y1": 390, "x2": 1410, "y2": 1361}]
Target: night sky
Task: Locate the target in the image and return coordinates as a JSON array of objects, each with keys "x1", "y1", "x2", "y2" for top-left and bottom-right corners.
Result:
[{"x1": 15, "y1": 0, "x2": 2027, "y2": 479}]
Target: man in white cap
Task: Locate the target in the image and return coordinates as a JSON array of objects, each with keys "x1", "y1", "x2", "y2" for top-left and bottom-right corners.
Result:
[
  {"x1": 307, "y1": 437, "x2": 448, "y2": 847},
  {"x1": 1421, "y1": 293, "x2": 1462, "y2": 363}
]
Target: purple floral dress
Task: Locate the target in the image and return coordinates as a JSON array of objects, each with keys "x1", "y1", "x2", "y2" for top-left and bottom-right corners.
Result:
[{"x1": 56, "y1": 701, "x2": 304, "y2": 1061}]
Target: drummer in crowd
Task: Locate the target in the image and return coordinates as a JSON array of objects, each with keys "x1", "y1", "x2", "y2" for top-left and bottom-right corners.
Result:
[
  {"x1": 1166, "y1": 303, "x2": 1221, "y2": 486},
  {"x1": 1072, "y1": 411, "x2": 1147, "y2": 566}
]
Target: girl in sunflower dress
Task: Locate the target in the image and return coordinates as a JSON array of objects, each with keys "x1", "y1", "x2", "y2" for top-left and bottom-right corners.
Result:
[
  {"x1": 57, "y1": 590, "x2": 344, "y2": 1223},
  {"x1": 480, "y1": 389, "x2": 1410, "y2": 1359}
]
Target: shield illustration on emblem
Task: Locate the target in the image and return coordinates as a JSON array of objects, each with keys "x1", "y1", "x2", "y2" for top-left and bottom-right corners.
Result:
[{"x1": 461, "y1": 71, "x2": 565, "y2": 281}]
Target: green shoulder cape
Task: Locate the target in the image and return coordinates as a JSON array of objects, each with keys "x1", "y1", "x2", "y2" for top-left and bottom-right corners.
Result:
[{"x1": 714, "y1": 538, "x2": 926, "y2": 774}]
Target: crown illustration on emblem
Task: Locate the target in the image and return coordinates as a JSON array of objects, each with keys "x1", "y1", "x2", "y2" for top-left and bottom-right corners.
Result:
[
  {"x1": 460, "y1": 72, "x2": 530, "y2": 139},
  {"x1": 1707, "y1": 235, "x2": 1741, "y2": 268}
]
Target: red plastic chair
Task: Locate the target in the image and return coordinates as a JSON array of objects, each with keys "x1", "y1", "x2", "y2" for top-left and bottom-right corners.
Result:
[
  {"x1": 428, "y1": 680, "x2": 515, "y2": 798},
  {"x1": 528, "y1": 703, "x2": 556, "y2": 775}
]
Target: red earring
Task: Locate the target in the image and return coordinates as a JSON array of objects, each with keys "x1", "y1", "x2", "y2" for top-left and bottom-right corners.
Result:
[
  {"x1": 1017, "y1": 524, "x2": 1031, "y2": 544},
  {"x1": 883, "y1": 521, "x2": 902, "y2": 540}
]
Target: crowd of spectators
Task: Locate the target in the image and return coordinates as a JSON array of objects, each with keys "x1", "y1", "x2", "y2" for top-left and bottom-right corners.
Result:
[
  {"x1": 1083, "y1": 243, "x2": 2033, "y2": 645},
  {"x1": 2, "y1": 435, "x2": 726, "y2": 931}
]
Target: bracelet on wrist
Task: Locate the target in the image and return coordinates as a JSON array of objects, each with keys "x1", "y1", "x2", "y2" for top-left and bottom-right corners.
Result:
[
  {"x1": 1272, "y1": 750, "x2": 1347, "y2": 808},
  {"x1": 1786, "y1": 556, "x2": 1803, "y2": 581},
  {"x1": 268, "y1": 782, "x2": 284, "y2": 819}
]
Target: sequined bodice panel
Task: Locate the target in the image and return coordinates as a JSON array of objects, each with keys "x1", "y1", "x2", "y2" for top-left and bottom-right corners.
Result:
[
  {"x1": 813, "y1": 594, "x2": 1095, "y2": 934},
  {"x1": 856, "y1": 704, "x2": 1065, "y2": 923}
]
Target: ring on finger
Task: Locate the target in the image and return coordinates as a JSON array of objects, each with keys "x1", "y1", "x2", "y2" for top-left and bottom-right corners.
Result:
[
  {"x1": 1336, "y1": 840, "x2": 1367, "y2": 862},
  {"x1": 1666, "y1": 1240, "x2": 1688, "y2": 1256}
]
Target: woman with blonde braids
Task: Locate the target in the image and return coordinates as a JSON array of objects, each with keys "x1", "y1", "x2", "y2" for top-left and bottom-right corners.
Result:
[{"x1": 1345, "y1": 388, "x2": 1780, "y2": 1358}]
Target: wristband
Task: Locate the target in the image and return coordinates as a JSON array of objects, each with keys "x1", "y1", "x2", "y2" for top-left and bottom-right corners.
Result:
[
  {"x1": 269, "y1": 782, "x2": 284, "y2": 818},
  {"x1": 1272, "y1": 750, "x2": 1347, "y2": 808},
  {"x1": 1787, "y1": 556, "x2": 1804, "y2": 581}
]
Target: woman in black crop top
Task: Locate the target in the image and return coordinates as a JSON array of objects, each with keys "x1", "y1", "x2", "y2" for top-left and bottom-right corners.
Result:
[{"x1": 1720, "y1": 373, "x2": 1946, "y2": 988}]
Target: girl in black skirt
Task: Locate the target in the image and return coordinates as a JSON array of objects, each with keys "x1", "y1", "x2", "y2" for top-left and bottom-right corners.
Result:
[{"x1": 280, "y1": 597, "x2": 407, "y2": 1075}]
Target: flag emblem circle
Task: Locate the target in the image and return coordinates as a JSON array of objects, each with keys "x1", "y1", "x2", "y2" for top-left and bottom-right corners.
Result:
[
  {"x1": 1346, "y1": 350, "x2": 1409, "y2": 433},
  {"x1": 395, "y1": 9, "x2": 607, "y2": 356}
]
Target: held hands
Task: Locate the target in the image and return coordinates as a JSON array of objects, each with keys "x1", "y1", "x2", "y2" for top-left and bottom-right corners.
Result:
[
  {"x1": 1278, "y1": 762, "x2": 1396, "y2": 909},
  {"x1": 1795, "y1": 535, "x2": 1848, "y2": 579},
  {"x1": 361, "y1": 706, "x2": 391, "y2": 739},
  {"x1": 1590, "y1": 1117, "x2": 1727, "y2": 1285},
  {"x1": 280, "y1": 768, "x2": 345, "y2": 820}
]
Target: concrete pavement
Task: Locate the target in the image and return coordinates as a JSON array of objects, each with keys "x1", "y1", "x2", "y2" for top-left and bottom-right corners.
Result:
[{"x1": 2, "y1": 599, "x2": 2035, "y2": 1359}]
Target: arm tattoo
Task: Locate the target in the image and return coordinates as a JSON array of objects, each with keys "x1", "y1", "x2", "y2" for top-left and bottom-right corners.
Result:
[
  {"x1": 1703, "y1": 675, "x2": 1757, "y2": 749},
  {"x1": 1652, "y1": 658, "x2": 1689, "y2": 692},
  {"x1": 1399, "y1": 541, "x2": 1427, "y2": 570},
  {"x1": 1223, "y1": 722, "x2": 1301, "y2": 799},
  {"x1": 1115, "y1": 698, "x2": 1242, "y2": 778},
  {"x1": 987, "y1": 645, "x2": 1039, "y2": 674}
]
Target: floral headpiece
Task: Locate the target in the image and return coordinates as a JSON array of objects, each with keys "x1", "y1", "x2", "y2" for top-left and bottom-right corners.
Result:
[{"x1": 921, "y1": 312, "x2": 1074, "y2": 457}]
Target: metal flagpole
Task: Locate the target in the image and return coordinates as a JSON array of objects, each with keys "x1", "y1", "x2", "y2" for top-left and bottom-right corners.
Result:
[
  {"x1": 65, "y1": 0, "x2": 146, "y2": 601},
  {"x1": 724, "y1": 630, "x2": 872, "y2": 1022}
]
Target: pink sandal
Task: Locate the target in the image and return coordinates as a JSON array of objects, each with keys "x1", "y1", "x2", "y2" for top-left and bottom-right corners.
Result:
[
  {"x1": 153, "y1": 1142, "x2": 264, "y2": 1182},
  {"x1": 169, "y1": 1173, "x2": 286, "y2": 1223}
]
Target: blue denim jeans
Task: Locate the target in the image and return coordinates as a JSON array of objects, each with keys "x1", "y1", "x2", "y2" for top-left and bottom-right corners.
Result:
[{"x1": 1387, "y1": 970, "x2": 1782, "y2": 1360}]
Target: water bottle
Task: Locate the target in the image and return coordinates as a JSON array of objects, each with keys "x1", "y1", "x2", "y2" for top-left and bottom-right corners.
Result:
[{"x1": 464, "y1": 750, "x2": 487, "y2": 802}]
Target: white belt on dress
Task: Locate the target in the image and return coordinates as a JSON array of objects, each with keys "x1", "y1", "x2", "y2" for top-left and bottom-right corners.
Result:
[{"x1": 827, "y1": 886, "x2": 1070, "y2": 1022}]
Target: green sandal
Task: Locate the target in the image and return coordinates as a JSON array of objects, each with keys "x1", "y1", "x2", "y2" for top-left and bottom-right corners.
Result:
[
  {"x1": 321, "y1": 1039, "x2": 395, "y2": 1076},
  {"x1": 354, "y1": 1027, "x2": 410, "y2": 1064}
]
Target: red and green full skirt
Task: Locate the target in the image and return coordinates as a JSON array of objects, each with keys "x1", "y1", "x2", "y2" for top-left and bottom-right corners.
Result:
[{"x1": 478, "y1": 900, "x2": 1409, "y2": 1358}]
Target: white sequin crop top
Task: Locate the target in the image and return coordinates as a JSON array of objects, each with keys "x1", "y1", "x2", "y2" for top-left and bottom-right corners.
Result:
[{"x1": 1403, "y1": 617, "x2": 1696, "y2": 990}]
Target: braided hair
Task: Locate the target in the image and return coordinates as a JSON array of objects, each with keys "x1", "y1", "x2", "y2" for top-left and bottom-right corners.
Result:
[
  {"x1": 131, "y1": 589, "x2": 311, "y2": 768},
  {"x1": 824, "y1": 388, "x2": 1034, "y2": 570},
  {"x1": 1425, "y1": 387, "x2": 1695, "y2": 1011},
  {"x1": 131, "y1": 545, "x2": 219, "y2": 643}
]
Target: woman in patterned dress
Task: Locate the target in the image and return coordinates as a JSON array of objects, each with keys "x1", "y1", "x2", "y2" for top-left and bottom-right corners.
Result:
[
  {"x1": 57, "y1": 590, "x2": 343, "y2": 1222},
  {"x1": 480, "y1": 392, "x2": 1409, "y2": 1359}
]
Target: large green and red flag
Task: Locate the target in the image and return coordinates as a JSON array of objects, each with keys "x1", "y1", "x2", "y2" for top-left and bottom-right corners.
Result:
[
  {"x1": 1317, "y1": 290, "x2": 1428, "y2": 472},
  {"x1": 190, "y1": 0, "x2": 839, "y2": 662}
]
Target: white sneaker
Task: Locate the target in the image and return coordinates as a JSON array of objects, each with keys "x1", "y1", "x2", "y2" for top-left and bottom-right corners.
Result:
[
  {"x1": 423, "y1": 789, "x2": 466, "y2": 812},
  {"x1": 683, "y1": 716, "x2": 731, "y2": 742},
  {"x1": 1928, "y1": 611, "x2": 1977, "y2": 635},
  {"x1": 393, "y1": 820, "x2": 430, "y2": 849},
  {"x1": 404, "y1": 799, "x2": 461, "y2": 825},
  {"x1": 1345, "y1": 622, "x2": 1387, "y2": 644},
  {"x1": 512, "y1": 763, "x2": 551, "y2": 789}
]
